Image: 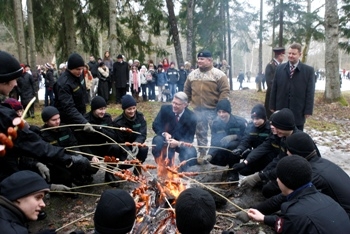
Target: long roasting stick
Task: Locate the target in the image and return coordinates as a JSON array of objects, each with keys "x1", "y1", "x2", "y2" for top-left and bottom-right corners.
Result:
[
  {"x1": 41, "y1": 123, "x2": 141, "y2": 135},
  {"x1": 55, "y1": 211, "x2": 95, "y2": 232}
]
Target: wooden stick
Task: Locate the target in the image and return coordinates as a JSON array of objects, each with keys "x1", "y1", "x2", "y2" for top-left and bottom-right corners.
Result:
[
  {"x1": 65, "y1": 142, "x2": 155, "y2": 149},
  {"x1": 55, "y1": 210, "x2": 95, "y2": 232},
  {"x1": 65, "y1": 149, "x2": 104, "y2": 160},
  {"x1": 21, "y1": 97, "x2": 36, "y2": 120},
  {"x1": 50, "y1": 191, "x2": 100, "y2": 197},
  {"x1": 182, "y1": 175, "x2": 247, "y2": 213},
  {"x1": 41, "y1": 123, "x2": 141, "y2": 135},
  {"x1": 69, "y1": 180, "x2": 127, "y2": 190},
  {"x1": 201, "y1": 181, "x2": 239, "y2": 185},
  {"x1": 216, "y1": 211, "x2": 236, "y2": 218}
]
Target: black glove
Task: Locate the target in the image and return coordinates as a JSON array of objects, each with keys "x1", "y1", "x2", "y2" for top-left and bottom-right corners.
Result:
[
  {"x1": 68, "y1": 155, "x2": 91, "y2": 172},
  {"x1": 241, "y1": 149, "x2": 251, "y2": 158},
  {"x1": 232, "y1": 149, "x2": 242, "y2": 157},
  {"x1": 232, "y1": 162, "x2": 246, "y2": 171}
]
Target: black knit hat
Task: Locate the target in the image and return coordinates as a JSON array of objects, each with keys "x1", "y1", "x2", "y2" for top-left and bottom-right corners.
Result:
[
  {"x1": 271, "y1": 108, "x2": 295, "y2": 130},
  {"x1": 41, "y1": 106, "x2": 60, "y2": 122},
  {"x1": 117, "y1": 54, "x2": 123, "y2": 59},
  {"x1": 197, "y1": 50, "x2": 212, "y2": 58},
  {"x1": 0, "y1": 170, "x2": 50, "y2": 201},
  {"x1": 276, "y1": 156, "x2": 312, "y2": 190},
  {"x1": 216, "y1": 99, "x2": 231, "y2": 113},
  {"x1": 121, "y1": 94, "x2": 137, "y2": 110},
  {"x1": 251, "y1": 104, "x2": 267, "y2": 120},
  {"x1": 4, "y1": 98, "x2": 23, "y2": 111},
  {"x1": 175, "y1": 188, "x2": 216, "y2": 234},
  {"x1": 94, "y1": 189, "x2": 136, "y2": 234},
  {"x1": 67, "y1": 53, "x2": 85, "y2": 70},
  {"x1": 91, "y1": 96, "x2": 107, "y2": 111},
  {"x1": 286, "y1": 132, "x2": 316, "y2": 158},
  {"x1": 0, "y1": 51, "x2": 23, "y2": 82}
]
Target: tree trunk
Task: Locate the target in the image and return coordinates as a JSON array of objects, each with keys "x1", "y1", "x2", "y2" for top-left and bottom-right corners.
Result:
[
  {"x1": 26, "y1": 0, "x2": 39, "y2": 102},
  {"x1": 272, "y1": 0, "x2": 276, "y2": 57},
  {"x1": 324, "y1": 0, "x2": 341, "y2": 102},
  {"x1": 226, "y1": 0, "x2": 232, "y2": 90},
  {"x1": 166, "y1": 0, "x2": 184, "y2": 67},
  {"x1": 302, "y1": 0, "x2": 311, "y2": 63},
  {"x1": 13, "y1": 0, "x2": 26, "y2": 62},
  {"x1": 63, "y1": 0, "x2": 76, "y2": 56},
  {"x1": 278, "y1": 0, "x2": 283, "y2": 47},
  {"x1": 186, "y1": 0, "x2": 195, "y2": 63},
  {"x1": 109, "y1": 0, "x2": 117, "y2": 102},
  {"x1": 258, "y1": 0, "x2": 263, "y2": 74}
]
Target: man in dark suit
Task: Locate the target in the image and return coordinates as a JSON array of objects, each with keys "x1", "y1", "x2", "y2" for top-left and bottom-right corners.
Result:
[
  {"x1": 269, "y1": 43, "x2": 315, "y2": 131},
  {"x1": 152, "y1": 92, "x2": 197, "y2": 171},
  {"x1": 264, "y1": 47, "x2": 285, "y2": 119}
]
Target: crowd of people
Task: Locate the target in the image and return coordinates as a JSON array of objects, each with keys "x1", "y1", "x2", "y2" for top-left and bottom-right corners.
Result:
[{"x1": 1, "y1": 45, "x2": 350, "y2": 234}]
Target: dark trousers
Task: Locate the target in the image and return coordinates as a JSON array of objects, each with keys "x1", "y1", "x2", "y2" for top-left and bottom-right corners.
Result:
[
  {"x1": 45, "y1": 87, "x2": 54, "y2": 106},
  {"x1": 147, "y1": 82, "x2": 156, "y2": 100},
  {"x1": 141, "y1": 84, "x2": 148, "y2": 100},
  {"x1": 115, "y1": 87, "x2": 127, "y2": 104},
  {"x1": 98, "y1": 79, "x2": 109, "y2": 102}
]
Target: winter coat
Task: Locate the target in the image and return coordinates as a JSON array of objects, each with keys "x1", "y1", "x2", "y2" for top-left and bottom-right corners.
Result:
[
  {"x1": 146, "y1": 69, "x2": 157, "y2": 83},
  {"x1": 98, "y1": 66, "x2": 109, "y2": 81},
  {"x1": 166, "y1": 68, "x2": 179, "y2": 84},
  {"x1": 87, "y1": 61, "x2": 99, "y2": 78},
  {"x1": 53, "y1": 70, "x2": 88, "y2": 124},
  {"x1": 44, "y1": 69, "x2": 55, "y2": 88},
  {"x1": 184, "y1": 66, "x2": 230, "y2": 110},
  {"x1": 0, "y1": 104, "x2": 71, "y2": 181},
  {"x1": 255, "y1": 156, "x2": 350, "y2": 219},
  {"x1": 140, "y1": 69, "x2": 148, "y2": 85},
  {"x1": 111, "y1": 111, "x2": 147, "y2": 144},
  {"x1": 269, "y1": 61, "x2": 315, "y2": 126},
  {"x1": 81, "y1": 112, "x2": 115, "y2": 144},
  {"x1": 156, "y1": 71, "x2": 167, "y2": 86},
  {"x1": 17, "y1": 72, "x2": 35, "y2": 105},
  {"x1": 178, "y1": 69, "x2": 188, "y2": 85},
  {"x1": 236, "y1": 121, "x2": 271, "y2": 152},
  {"x1": 152, "y1": 105, "x2": 197, "y2": 143},
  {"x1": 0, "y1": 196, "x2": 28, "y2": 234},
  {"x1": 113, "y1": 61, "x2": 129, "y2": 88},
  {"x1": 264, "y1": 59, "x2": 279, "y2": 118},
  {"x1": 208, "y1": 114, "x2": 247, "y2": 155},
  {"x1": 41, "y1": 124, "x2": 78, "y2": 148},
  {"x1": 263, "y1": 186, "x2": 350, "y2": 234}
]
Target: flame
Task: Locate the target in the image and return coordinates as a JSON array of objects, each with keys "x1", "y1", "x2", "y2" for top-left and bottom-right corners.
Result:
[{"x1": 154, "y1": 146, "x2": 186, "y2": 199}]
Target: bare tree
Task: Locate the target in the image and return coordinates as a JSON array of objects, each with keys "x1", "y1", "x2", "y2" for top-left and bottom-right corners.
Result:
[
  {"x1": 109, "y1": 0, "x2": 117, "y2": 59},
  {"x1": 13, "y1": 0, "x2": 26, "y2": 62},
  {"x1": 27, "y1": 0, "x2": 36, "y2": 69},
  {"x1": 324, "y1": 0, "x2": 341, "y2": 102},
  {"x1": 278, "y1": 0, "x2": 283, "y2": 47},
  {"x1": 186, "y1": 0, "x2": 195, "y2": 64},
  {"x1": 63, "y1": 0, "x2": 76, "y2": 55},
  {"x1": 166, "y1": 0, "x2": 184, "y2": 66}
]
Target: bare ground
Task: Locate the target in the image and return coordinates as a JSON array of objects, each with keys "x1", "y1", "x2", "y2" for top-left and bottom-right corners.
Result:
[{"x1": 28, "y1": 89, "x2": 350, "y2": 234}]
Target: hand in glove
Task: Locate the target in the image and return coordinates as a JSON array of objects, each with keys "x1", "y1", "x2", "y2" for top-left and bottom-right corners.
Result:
[
  {"x1": 220, "y1": 135, "x2": 237, "y2": 146},
  {"x1": 241, "y1": 149, "x2": 251, "y2": 158},
  {"x1": 236, "y1": 210, "x2": 250, "y2": 223},
  {"x1": 83, "y1": 122, "x2": 95, "y2": 133},
  {"x1": 126, "y1": 150, "x2": 135, "y2": 161},
  {"x1": 36, "y1": 162, "x2": 50, "y2": 182},
  {"x1": 68, "y1": 155, "x2": 91, "y2": 172},
  {"x1": 50, "y1": 184, "x2": 71, "y2": 191},
  {"x1": 232, "y1": 149, "x2": 242, "y2": 157},
  {"x1": 232, "y1": 162, "x2": 246, "y2": 171},
  {"x1": 240, "y1": 172, "x2": 261, "y2": 188}
]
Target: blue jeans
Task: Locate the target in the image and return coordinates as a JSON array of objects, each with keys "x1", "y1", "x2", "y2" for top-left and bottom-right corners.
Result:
[{"x1": 168, "y1": 83, "x2": 177, "y2": 100}]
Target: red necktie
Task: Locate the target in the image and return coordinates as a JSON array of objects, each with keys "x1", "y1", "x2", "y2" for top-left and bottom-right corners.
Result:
[
  {"x1": 175, "y1": 114, "x2": 179, "y2": 122},
  {"x1": 290, "y1": 65, "x2": 295, "y2": 78}
]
